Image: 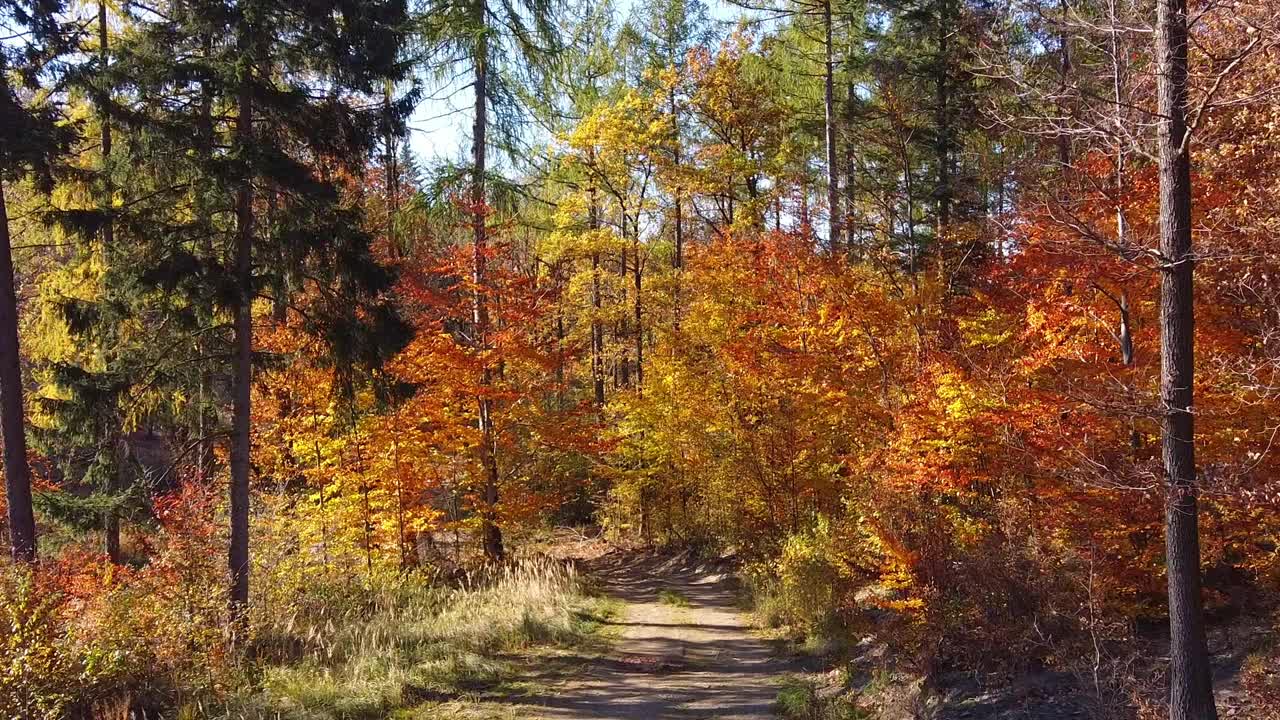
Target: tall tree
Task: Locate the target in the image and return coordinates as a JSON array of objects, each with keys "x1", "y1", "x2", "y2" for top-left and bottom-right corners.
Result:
[
  {"x1": 99, "y1": 0, "x2": 414, "y2": 615},
  {"x1": 633, "y1": 0, "x2": 712, "y2": 318},
  {"x1": 1155, "y1": 0, "x2": 1216, "y2": 716},
  {"x1": 822, "y1": 0, "x2": 840, "y2": 249},
  {"x1": 0, "y1": 0, "x2": 80, "y2": 563},
  {"x1": 227, "y1": 0, "x2": 257, "y2": 619},
  {"x1": 724, "y1": 0, "x2": 844, "y2": 248},
  {"x1": 421, "y1": 0, "x2": 564, "y2": 562}
]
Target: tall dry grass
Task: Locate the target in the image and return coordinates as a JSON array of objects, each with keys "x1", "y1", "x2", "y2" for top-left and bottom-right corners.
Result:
[{"x1": 220, "y1": 557, "x2": 612, "y2": 719}]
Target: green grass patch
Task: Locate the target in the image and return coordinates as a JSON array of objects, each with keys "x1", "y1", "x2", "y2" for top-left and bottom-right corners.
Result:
[
  {"x1": 657, "y1": 589, "x2": 691, "y2": 608},
  {"x1": 775, "y1": 678, "x2": 867, "y2": 720},
  {"x1": 776, "y1": 680, "x2": 819, "y2": 719}
]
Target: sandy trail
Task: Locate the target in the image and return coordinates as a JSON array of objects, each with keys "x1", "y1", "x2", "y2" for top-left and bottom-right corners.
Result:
[{"x1": 522, "y1": 553, "x2": 794, "y2": 719}]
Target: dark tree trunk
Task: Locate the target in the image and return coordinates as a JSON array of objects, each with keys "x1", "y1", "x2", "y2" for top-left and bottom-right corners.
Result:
[
  {"x1": 196, "y1": 31, "x2": 216, "y2": 485},
  {"x1": 0, "y1": 181, "x2": 36, "y2": 564},
  {"x1": 618, "y1": 234, "x2": 630, "y2": 389},
  {"x1": 384, "y1": 84, "x2": 401, "y2": 260},
  {"x1": 99, "y1": 0, "x2": 121, "y2": 564},
  {"x1": 589, "y1": 184, "x2": 605, "y2": 409},
  {"x1": 229, "y1": 23, "x2": 255, "y2": 621},
  {"x1": 591, "y1": 248, "x2": 605, "y2": 408},
  {"x1": 104, "y1": 440, "x2": 126, "y2": 564},
  {"x1": 554, "y1": 259, "x2": 566, "y2": 409},
  {"x1": 473, "y1": 0, "x2": 504, "y2": 563},
  {"x1": 1155, "y1": 0, "x2": 1216, "y2": 717},
  {"x1": 843, "y1": 126, "x2": 857, "y2": 253},
  {"x1": 842, "y1": 2, "x2": 861, "y2": 253},
  {"x1": 934, "y1": 0, "x2": 952, "y2": 232},
  {"x1": 823, "y1": 0, "x2": 840, "y2": 251},
  {"x1": 98, "y1": 1, "x2": 113, "y2": 252},
  {"x1": 671, "y1": 88, "x2": 684, "y2": 327},
  {"x1": 1056, "y1": 0, "x2": 1071, "y2": 168},
  {"x1": 633, "y1": 226, "x2": 643, "y2": 392}
]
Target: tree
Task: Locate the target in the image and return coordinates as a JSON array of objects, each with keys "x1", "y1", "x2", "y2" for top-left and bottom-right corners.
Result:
[
  {"x1": 0, "y1": 0, "x2": 80, "y2": 563},
  {"x1": 1154, "y1": 1, "x2": 1215, "y2": 716},
  {"x1": 420, "y1": 0, "x2": 565, "y2": 562},
  {"x1": 30, "y1": 0, "x2": 133, "y2": 565},
  {"x1": 727, "y1": 0, "x2": 846, "y2": 249},
  {"x1": 631, "y1": 0, "x2": 713, "y2": 317},
  {"x1": 97, "y1": 0, "x2": 413, "y2": 616}
]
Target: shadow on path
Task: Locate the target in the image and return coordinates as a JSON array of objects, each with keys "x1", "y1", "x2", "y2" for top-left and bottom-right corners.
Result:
[{"x1": 516, "y1": 551, "x2": 795, "y2": 720}]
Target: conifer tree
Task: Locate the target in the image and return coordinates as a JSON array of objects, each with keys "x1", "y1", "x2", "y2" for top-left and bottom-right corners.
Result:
[
  {"x1": 0, "y1": 0, "x2": 81, "y2": 563},
  {"x1": 90, "y1": 0, "x2": 414, "y2": 614},
  {"x1": 420, "y1": 0, "x2": 565, "y2": 562},
  {"x1": 29, "y1": 0, "x2": 140, "y2": 565}
]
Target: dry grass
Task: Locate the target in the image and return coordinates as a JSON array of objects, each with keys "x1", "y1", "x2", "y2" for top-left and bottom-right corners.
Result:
[{"x1": 216, "y1": 558, "x2": 615, "y2": 720}]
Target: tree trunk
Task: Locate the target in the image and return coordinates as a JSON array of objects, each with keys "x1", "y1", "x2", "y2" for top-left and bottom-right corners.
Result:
[
  {"x1": 0, "y1": 181, "x2": 36, "y2": 564},
  {"x1": 842, "y1": 1, "x2": 861, "y2": 254},
  {"x1": 99, "y1": 0, "x2": 122, "y2": 563},
  {"x1": 823, "y1": 0, "x2": 840, "y2": 251},
  {"x1": 843, "y1": 119, "x2": 857, "y2": 254},
  {"x1": 196, "y1": 31, "x2": 215, "y2": 485},
  {"x1": 1155, "y1": 0, "x2": 1216, "y2": 717},
  {"x1": 670, "y1": 88, "x2": 684, "y2": 327},
  {"x1": 590, "y1": 191, "x2": 606, "y2": 413},
  {"x1": 99, "y1": 1, "x2": 113, "y2": 253},
  {"x1": 229, "y1": 23, "x2": 255, "y2": 622},
  {"x1": 935, "y1": 0, "x2": 952, "y2": 232},
  {"x1": 1056, "y1": 0, "x2": 1071, "y2": 168},
  {"x1": 554, "y1": 259, "x2": 566, "y2": 409},
  {"x1": 384, "y1": 84, "x2": 400, "y2": 260},
  {"x1": 618, "y1": 229, "x2": 631, "y2": 389},
  {"x1": 671, "y1": 108, "x2": 683, "y2": 274},
  {"x1": 104, "y1": 438, "x2": 125, "y2": 563},
  {"x1": 473, "y1": 0, "x2": 504, "y2": 563},
  {"x1": 633, "y1": 228, "x2": 643, "y2": 391}
]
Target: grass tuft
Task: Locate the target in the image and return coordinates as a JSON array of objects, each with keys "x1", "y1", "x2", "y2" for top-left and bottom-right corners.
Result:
[
  {"x1": 657, "y1": 589, "x2": 691, "y2": 608},
  {"x1": 775, "y1": 678, "x2": 867, "y2": 720}
]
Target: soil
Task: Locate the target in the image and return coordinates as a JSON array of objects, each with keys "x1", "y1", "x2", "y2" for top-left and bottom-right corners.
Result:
[{"x1": 520, "y1": 550, "x2": 797, "y2": 719}]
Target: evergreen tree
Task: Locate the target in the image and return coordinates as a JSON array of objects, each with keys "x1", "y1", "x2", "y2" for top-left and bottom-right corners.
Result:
[
  {"x1": 0, "y1": 0, "x2": 81, "y2": 562},
  {"x1": 28, "y1": 0, "x2": 142, "y2": 565},
  {"x1": 83, "y1": 0, "x2": 415, "y2": 614}
]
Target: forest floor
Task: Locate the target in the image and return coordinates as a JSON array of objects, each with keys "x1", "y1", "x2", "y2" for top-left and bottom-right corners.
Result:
[{"x1": 415, "y1": 548, "x2": 798, "y2": 719}]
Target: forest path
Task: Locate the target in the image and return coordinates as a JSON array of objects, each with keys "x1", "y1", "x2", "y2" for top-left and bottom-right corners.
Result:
[{"x1": 521, "y1": 551, "x2": 794, "y2": 719}]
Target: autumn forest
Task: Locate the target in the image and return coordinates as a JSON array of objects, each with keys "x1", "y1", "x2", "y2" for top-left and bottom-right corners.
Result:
[{"x1": 2, "y1": 0, "x2": 1279, "y2": 718}]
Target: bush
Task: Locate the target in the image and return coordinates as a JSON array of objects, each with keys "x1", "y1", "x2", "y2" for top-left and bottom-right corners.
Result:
[
  {"x1": 0, "y1": 567, "x2": 130, "y2": 720},
  {"x1": 747, "y1": 517, "x2": 848, "y2": 641}
]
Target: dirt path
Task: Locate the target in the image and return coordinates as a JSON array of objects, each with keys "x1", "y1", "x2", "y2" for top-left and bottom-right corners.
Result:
[{"x1": 523, "y1": 552, "x2": 794, "y2": 719}]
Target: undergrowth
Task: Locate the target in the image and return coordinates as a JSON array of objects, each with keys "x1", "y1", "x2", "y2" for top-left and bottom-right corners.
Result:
[
  {"x1": 775, "y1": 678, "x2": 866, "y2": 720},
  {"x1": 221, "y1": 558, "x2": 615, "y2": 719},
  {"x1": 0, "y1": 541, "x2": 614, "y2": 720}
]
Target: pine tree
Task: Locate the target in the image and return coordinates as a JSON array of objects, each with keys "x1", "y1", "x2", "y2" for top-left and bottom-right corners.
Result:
[
  {"x1": 28, "y1": 0, "x2": 140, "y2": 565},
  {"x1": 89, "y1": 0, "x2": 414, "y2": 616},
  {"x1": 0, "y1": 0, "x2": 81, "y2": 563}
]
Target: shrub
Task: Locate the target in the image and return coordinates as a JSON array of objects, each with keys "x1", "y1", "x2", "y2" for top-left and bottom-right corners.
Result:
[
  {"x1": 0, "y1": 567, "x2": 130, "y2": 720},
  {"x1": 748, "y1": 517, "x2": 848, "y2": 640}
]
